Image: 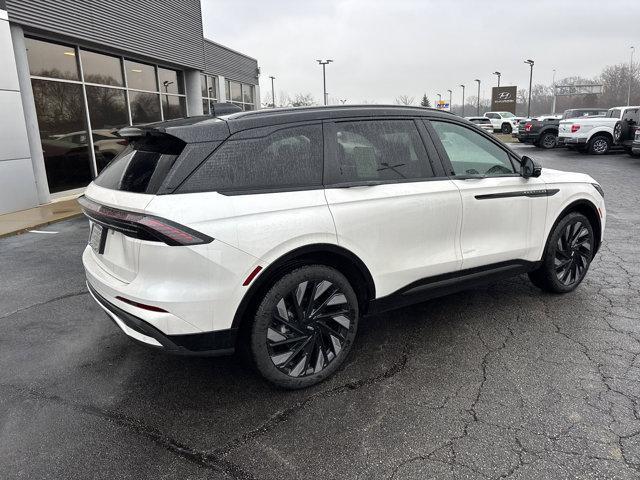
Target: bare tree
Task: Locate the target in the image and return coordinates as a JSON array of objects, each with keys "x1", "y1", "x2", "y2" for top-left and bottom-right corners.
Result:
[
  {"x1": 395, "y1": 95, "x2": 415, "y2": 106},
  {"x1": 290, "y1": 93, "x2": 316, "y2": 107}
]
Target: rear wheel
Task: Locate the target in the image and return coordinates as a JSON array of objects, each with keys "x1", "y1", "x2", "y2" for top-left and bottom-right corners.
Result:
[
  {"x1": 249, "y1": 265, "x2": 359, "y2": 389},
  {"x1": 537, "y1": 132, "x2": 557, "y2": 149},
  {"x1": 588, "y1": 135, "x2": 611, "y2": 155},
  {"x1": 528, "y1": 212, "x2": 594, "y2": 293},
  {"x1": 501, "y1": 123, "x2": 512, "y2": 134}
]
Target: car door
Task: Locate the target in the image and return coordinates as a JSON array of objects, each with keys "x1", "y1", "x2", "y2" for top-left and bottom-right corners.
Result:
[
  {"x1": 323, "y1": 117, "x2": 463, "y2": 298},
  {"x1": 425, "y1": 119, "x2": 548, "y2": 270}
]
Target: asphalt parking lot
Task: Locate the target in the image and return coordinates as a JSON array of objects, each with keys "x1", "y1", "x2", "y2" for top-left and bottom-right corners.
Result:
[{"x1": 2, "y1": 145, "x2": 640, "y2": 480}]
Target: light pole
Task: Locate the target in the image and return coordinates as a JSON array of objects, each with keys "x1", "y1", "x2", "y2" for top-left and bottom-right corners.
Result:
[
  {"x1": 460, "y1": 84, "x2": 465, "y2": 116},
  {"x1": 447, "y1": 89, "x2": 452, "y2": 111},
  {"x1": 316, "y1": 59, "x2": 333, "y2": 106},
  {"x1": 524, "y1": 59, "x2": 534, "y2": 117},
  {"x1": 628, "y1": 46, "x2": 635, "y2": 105},
  {"x1": 474, "y1": 79, "x2": 481, "y2": 115},
  {"x1": 551, "y1": 69, "x2": 557, "y2": 115},
  {"x1": 269, "y1": 75, "x2": 276, "y2": 108},
  {"x1": 493, "y1": 71, "x2": 501, "y2": 87},
  {"x1": 437, "y1": 93, "x2": 441, "y2": 107}
]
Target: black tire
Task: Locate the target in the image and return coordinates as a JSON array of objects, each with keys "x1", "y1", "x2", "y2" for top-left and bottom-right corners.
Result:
[
  {"x1": 588, "y1": 135, "x2": 611, "y2": 155},
  {"x1": 613, "y1": 121, "x2": 623, "y2": 144},
  {"x1": 528, "y1": 212, "x2": 595, "y2": 294},
  {"x1": 537, "y1": 132, "x2": 557, "y2": 149},
  {"x1": 501, "y1": 123, "x2": 512, "y2": 134},
  {"x1": 249, "y1": 265, "x2": 359, "y2": 389}
]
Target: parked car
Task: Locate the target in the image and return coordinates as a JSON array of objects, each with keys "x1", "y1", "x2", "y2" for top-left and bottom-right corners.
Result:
[
  {"x1": 79, "y1": 104, "x2": 606, "y2": 389},
  {"x1": 558, "y1": 106, "x2": 640, "y2": 154},
  {"x1": 465, "y1": 116, "x2": 494, "y2": 133},
  {"x1": 484, "y1": 111, "x2": 522, "y2": 134},
  {"x1": 517, "y1": 115, "x2": 563, "y2": 149}
]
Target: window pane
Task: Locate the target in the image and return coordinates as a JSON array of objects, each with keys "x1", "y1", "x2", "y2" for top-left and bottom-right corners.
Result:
[
  {"x1": 85, "y1": 86, "x2": 129, "y2": 172},
  {"x1": 26, "y1": 38, "x2": 79, "y2": 80},
  {"x1": 129, "y1": 91, "x2": 161, "y2": 124},
  {"x1": 31, "y1": 79, "x2": 92, "y2": 192},
  {"x1": 202, "y1": 99, "x2": 210, "y2": 115},
  {"x1": 242, "y1": 84, "x2": 254, "y2": 104},
  {"x1": 229, "y1": 81, "x2": 242, "y2": 102},
  {"x1": 162, "y1": 95, "x2": 186, "y2": 120},
  {"x1": 201, "y1": 75, "x2": 208, "y2": 98},
  {"x1": 225, "y1": 80, "x2": 231, "y2": 101},
  {"x1": 158, "y1": 67, "x2": 183, "y2": 94},
  {"x1": 125, "y1": 60, "x2": 157, "y2": 91},
  {"x1": 80, "y1": 50, "x2": 123, "y2": 86},
  {"x1": 207, "y1": 75, "x2": 218, "y2": 100},
  {"x1": 330, "y1": 120, "x2": 432, "y2": 183},
  {"x1": 178, "y1": 125, "x2": 323, "y2": 193},
  {"x1": 430, "y1": 121, "x2": 515, "y2": 176}
]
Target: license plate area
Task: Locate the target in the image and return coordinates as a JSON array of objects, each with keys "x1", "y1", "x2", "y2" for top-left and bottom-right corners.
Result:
[{"x1": 89, "y1": 223, "x2": 107, "y2": 254}]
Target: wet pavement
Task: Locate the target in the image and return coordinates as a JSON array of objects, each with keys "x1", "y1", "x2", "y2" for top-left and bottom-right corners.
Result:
[{"x1": 1, "y1": 145, "x2": 640, "y2": 479}]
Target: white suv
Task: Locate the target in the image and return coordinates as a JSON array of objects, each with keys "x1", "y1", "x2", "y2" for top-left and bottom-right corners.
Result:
[
  {"x1": 484, "y1": 111, "x2": 522, "y2": 134},
  {"x1": 81, "y1": 105, "x2": 606, "y2": 389}
]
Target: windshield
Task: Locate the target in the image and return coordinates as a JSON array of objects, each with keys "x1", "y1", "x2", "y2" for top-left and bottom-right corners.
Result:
[{"x1": 606, "y1": 109, "x2": 622, "y2": 119}]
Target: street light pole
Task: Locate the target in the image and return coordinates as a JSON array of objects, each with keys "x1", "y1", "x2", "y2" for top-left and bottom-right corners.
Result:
[
  {"x1": 460, "y1": 84, "x2": 465, "y2": 116},
  {"x1": 551, "y1": 69, "x2": 557, "y2": 115},
  {"x1": 269, "y1": 75, "x2": 276, "y2": 108},
  {"x1": 493, "y1": 71, "x2": 501, "y2": 87},
  {"x1": 474, "y1": 79, "x2": 481, "y2": 116},
  {"x1": 447, "y1": 89, "x2": 452, "y2": 111},
  {"x1": 524, "y1": 59, "x2": 534, "y2": 117},
  {"x1": 316, "y1": 59, "x2": 333, "y2": 106},
  {"x1": 437, "y1": 93, "x2": 441, "y2": 106},
  {"x1": 628, "y1": 46, "x2": 635, "y2": 105}
]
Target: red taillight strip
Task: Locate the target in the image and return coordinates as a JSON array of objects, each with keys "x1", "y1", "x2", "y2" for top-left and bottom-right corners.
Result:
[
  {"x1": 243, "y1": 266, "x2": 263, "y2": 286},
  {"x1": 78, "y1": 195, "x2": 213, "y2": 246},
  {"x1": 115, "y1": 296, "x2": 168, "y2": 313}
]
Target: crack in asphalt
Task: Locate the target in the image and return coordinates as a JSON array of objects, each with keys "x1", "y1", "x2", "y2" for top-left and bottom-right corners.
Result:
[{"x1": 0, "y1": 290, "x2": 89, "y2": 320}]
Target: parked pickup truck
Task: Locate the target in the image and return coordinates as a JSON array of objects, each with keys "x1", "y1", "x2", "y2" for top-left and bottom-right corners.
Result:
[
  {"x1": 516, "y1": 115, "x2": 562, "y2": 149},
  {"x1": 558, "y1": 106, "x2": 640, "y2": 155},
  {"x1": 483, "y1": 111, "x2": 522, "y2": 134}
]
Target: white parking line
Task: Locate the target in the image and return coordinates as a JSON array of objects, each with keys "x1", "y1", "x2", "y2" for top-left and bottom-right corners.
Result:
[{"x1": 28, "y1": 230, "x2": 59, "y2": 234}]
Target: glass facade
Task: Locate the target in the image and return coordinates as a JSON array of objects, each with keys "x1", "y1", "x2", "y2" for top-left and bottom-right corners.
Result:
[
  {"x1": 26, "y1": 37, "x2": 189, "y2": 192},
  {"x1": 226, "y1": 79, "x2": 255, "y2": 111},
  {"x1": 201, "y1": 74, "x2": 218, "y2": 114}
]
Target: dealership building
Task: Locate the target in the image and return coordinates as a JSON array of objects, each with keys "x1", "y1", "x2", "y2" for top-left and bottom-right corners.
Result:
[{"x1": 0, "y1": 0, "x2": 260, "y2": 215}]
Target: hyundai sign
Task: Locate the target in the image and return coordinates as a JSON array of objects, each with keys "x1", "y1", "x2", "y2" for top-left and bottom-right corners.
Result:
[{"x1": 491, "y1": 86, "x2": 517, "y2": 114}]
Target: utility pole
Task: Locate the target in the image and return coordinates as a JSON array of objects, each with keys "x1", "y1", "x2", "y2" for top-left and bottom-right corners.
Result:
[
  {"x1": 437, "y1": 93, "x2": 441, "y2": 106},
  {"x1": 447, "y1": 89, "x2": 452, "y2": 111},
  {"x1": 628, "y1": 46, "x2": 635, "y2": 105},
  {"x1": 493, "y1": 71, "x2": 501, "y2": 87},
  {"x1": 460, "y1": 84, "x2": 465, "y2": 116},
  {"x1": 524, "y1": 59, "x2": 534, "y2": 117},
  {"x1": 474, "y1": 79, "x2": 481, "y2": 116},
  {"x1": 316, "y1": 59, "x2": 333, "y2": 106},
  {"x1": 551, "y1": 69, "x2": 557, "y2": 115},
  {"x1": 269, "y1": 75, "x2": 276, "y2": 108}
]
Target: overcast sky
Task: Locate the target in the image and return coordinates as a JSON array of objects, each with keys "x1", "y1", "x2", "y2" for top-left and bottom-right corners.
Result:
[{"x1": 201, "y1": 0, "x2": 640, "y2": 105}]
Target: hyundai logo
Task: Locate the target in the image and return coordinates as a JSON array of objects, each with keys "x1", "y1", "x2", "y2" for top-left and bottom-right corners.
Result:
[{"x1": 498, "y1": 92, "x2": 512, "y2": 100}]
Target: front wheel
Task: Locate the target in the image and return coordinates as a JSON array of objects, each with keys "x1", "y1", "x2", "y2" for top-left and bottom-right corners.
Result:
[
  {"x1": 501, "y1": 123, "x2": 512, "y2": 134},
  {"x1": 249, "y1": 265, "x2": 359, "y2": 389},
  {"x1": 528, "y1": 212, "x2": 595, "y2": 293}
]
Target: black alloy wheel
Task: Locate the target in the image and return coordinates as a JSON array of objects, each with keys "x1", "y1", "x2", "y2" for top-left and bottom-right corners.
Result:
[
  {"x1": 501, "y1": 123, "x2": 512, "y2": 134},
  {"x1": 250, "y1": 265, "x2": 358, "y2": 389},
  {"x1": 528, "y1": 212, "x2": 595, "y2": 293},
  {"x1": 539, "y1": 132, "x2": 557, "y2": 149},
  {"x1": 554, "y1": 220, "x2": 592, "y2": 286}
]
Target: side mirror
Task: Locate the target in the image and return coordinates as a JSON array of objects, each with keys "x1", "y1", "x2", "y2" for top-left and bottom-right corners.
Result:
[{"x1": 521, "y1": 156, "x2": 542, "y2": 178}]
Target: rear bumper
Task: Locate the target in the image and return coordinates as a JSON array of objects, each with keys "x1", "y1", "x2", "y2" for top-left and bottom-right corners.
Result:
[
  {"x1": 87, "y1": 281, "x2": 237, "y2": 356},
  {"x1": 517, "y1": 133, "x2": 539, "y2": 143}
]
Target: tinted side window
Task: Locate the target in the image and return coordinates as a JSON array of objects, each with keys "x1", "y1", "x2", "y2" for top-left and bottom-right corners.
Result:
[
  {"x1": 430, "y1": 121, "x2": 515, "y2": 176},
  {"x1": 178, "y1": 124, "x2": 323, "y2": 193},
  {"x1": 327, "y1": 120, "x2": 432, "y2": 184}
]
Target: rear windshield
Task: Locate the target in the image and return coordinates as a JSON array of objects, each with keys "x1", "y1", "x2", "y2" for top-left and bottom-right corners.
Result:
[
  {"x1": 94, "y1": 135, "x2": 185, "y2": 193},
  {"x1": 562, "y1": 109, "x2": 607, "y2": 119},
  {"x1": 469, "y1": 118, "x2": 491, "y2": 124}
]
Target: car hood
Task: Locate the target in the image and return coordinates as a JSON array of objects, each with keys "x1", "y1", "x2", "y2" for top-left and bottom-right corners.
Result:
[{"x1": 540, "y1": 167, "x2": 596, "y2": 185}]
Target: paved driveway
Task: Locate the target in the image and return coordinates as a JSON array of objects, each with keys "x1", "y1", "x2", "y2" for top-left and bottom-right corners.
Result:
[{"x1": 1, "y1": 146, "x2": 640, "y2": 479}]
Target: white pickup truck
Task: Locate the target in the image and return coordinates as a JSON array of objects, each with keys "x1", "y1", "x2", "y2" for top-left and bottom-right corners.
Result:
[
  {"x1": 558, "y1": 106, "x2": 640, "y2": 155},
  {"x1": 484, "y1": 111, "x2": 522, "y2": 134}
]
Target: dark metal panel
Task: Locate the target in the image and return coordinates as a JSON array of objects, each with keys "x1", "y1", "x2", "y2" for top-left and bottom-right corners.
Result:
[
  {"x1": 5, "y1": 0, "x2": 205, "y2": 70},
  {"x1": 204, "y1": 39, "x2": 258, "y2": 85}
]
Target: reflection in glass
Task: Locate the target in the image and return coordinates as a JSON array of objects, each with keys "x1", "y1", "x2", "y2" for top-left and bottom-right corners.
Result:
[
  {"x1": 31, "y1": 79, "x2": 92, "y2": 192},
  {"x1": 162, "y1": 95, "x2": 186, "y2": 120},
  {"x1": 124, "y1": 60, "x2": 157, "y2": 91},
  {"x1": 25, "y1": 37, "x2": 79, "y2": 80},
  {"x1": 81, "y1": 50, "x2": 123, "y2": 86},
  {"x1": 228, "y1": 81, "x2": 242, "y2": 102},
  {"x1": 242, "y1": 84, "x2": 254, "y2": 104},
  {"x1": 129, "y1": 91, "x2": 161, "y2": 124},
  {"x1": 202, "y1": 99, "x2": 210, "y2": 115},
  {"x1": 207, "y1": 76, "x2": 218, "y2": 99},
  {"x1": 158, "y1": 68, "x2": 183, "y2": 94},
  {"x1": 86, "y1": 86, "x2": 129, "y2": 172},
  {"x1": 201, "y1": 75, "x2": 208, "y2": 98}
]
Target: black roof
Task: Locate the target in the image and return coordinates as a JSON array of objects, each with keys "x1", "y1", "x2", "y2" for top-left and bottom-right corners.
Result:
[{"x1": 122, "y1": 105, "x2": 458, "y2": 143}]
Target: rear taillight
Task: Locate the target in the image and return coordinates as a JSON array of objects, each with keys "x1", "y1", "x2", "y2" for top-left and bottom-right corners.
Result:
[
  {"x1": 524, "y1": 123, "x2": 532, "y2": 132},
  {"x1": 78, "y1": 196, "x2": 213, "y2": 246},
  {"x1": 571, "y1": 124, "x2": 581, "y2": 133}
]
